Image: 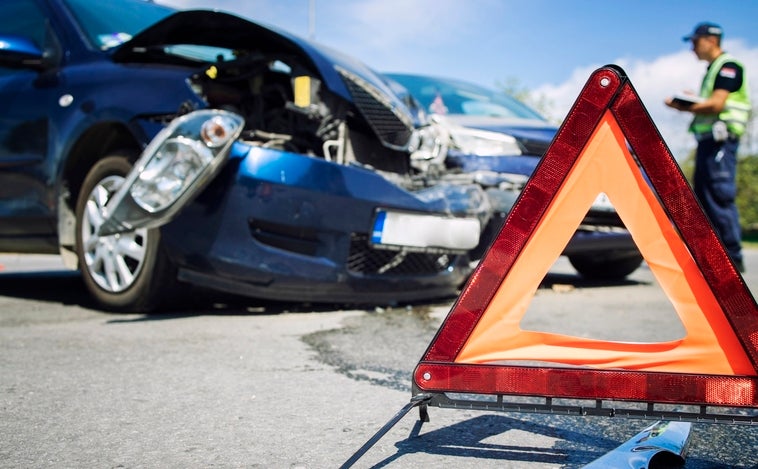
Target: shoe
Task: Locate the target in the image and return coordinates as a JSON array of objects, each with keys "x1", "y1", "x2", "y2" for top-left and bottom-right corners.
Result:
[{"x1": 735, "y1": 259, "x2": 745, "y2": 273}]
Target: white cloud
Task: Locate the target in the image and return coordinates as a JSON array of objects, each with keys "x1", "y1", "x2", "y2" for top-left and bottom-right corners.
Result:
[
  {"x1": 534, "y1": 40, "x2": 758, "y2": 160},
  {"x1": 308, "y1": 0, "x2": 507, "y2": 74}
]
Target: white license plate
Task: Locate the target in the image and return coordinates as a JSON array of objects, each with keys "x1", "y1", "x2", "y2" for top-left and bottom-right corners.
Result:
[{"x1": 370, "y1": 210, "x2": 480, "y2": 251}]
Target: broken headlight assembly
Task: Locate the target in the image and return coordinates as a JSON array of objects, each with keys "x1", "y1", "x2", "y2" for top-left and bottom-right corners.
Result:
[{"x1": 97, "y1": 109, "x2": 245, "y2": 236}]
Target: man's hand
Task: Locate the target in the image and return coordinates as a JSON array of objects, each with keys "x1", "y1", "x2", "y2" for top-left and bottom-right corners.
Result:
[{"x1": 665, "y1": 97, "x2": 690, "y2": 111}]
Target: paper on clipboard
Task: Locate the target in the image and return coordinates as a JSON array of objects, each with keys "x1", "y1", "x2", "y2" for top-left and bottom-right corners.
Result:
[{"x1": 671, "y1": 93, "x2": 704, "y2": 107}]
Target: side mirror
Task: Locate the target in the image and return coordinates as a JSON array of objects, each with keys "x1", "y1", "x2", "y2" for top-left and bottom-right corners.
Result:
[{"x1": 0, "y1": 34, "x2": 51, "y2": 70}]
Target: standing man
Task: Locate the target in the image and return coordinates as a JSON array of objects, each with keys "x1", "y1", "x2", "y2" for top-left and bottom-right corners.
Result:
[{"x1": 666, "y1": 22, "x2": 751, "y2": 273}]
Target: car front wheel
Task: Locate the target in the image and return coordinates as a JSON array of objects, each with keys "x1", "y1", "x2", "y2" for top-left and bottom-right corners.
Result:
[{"x1": 75, "y1": 154, "x2": 175, "y2": 312}]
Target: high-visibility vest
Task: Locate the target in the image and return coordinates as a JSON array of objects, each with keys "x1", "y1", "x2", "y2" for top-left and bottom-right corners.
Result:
[{"x1": 690, "y1": 53, "x2": 752, "y2": 137}]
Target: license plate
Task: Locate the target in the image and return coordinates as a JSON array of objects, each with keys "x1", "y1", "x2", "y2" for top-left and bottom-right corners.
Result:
[{"x1": 371, "y1": 209, "x2": 480, "y2": 251}]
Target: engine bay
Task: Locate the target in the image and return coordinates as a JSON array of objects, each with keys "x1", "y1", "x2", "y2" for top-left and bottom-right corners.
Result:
[{"x1": 189, "y1": 54, "x2": 422, "y2": 177}]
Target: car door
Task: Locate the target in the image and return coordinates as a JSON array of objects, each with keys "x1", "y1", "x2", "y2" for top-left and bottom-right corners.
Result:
[{"x1": 0, "y1": 0, "x2": 63, "y2": 250}]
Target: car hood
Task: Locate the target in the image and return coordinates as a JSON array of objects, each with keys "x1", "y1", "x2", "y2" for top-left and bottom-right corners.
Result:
[{"x1": 112, "y1": 10, "x2": 416, "y2": 125}]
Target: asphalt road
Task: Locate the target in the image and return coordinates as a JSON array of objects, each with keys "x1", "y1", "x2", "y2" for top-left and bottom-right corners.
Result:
[{"x1": 1, "y1": 252, "x2": 757, "y2": 468}]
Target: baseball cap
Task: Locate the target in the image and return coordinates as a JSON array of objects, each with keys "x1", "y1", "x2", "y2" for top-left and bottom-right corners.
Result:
[{"x1": 683, "y1": 22, "x2": 723, "y2": 42}]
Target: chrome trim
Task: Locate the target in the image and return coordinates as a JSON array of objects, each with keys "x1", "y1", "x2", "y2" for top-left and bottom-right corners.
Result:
[{"x1": 583, "y1": 421, "x2": 691, "y2": 468}]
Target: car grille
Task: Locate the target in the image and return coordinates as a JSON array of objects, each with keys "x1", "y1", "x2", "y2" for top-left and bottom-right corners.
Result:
[
  {"x1": 336, "y1": 67, "x2": 414, "y2": 149},
  {"x1": 347, "y1": 234, "x2": 454, "y2": 276}
]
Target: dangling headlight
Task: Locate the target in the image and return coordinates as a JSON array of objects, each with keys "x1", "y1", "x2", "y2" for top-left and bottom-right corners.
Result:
[
  {"x1": 97, "y1": 110, "x2": 244, "y2": 236},
  {"x1": 130, "y1": 111, "x2": 244, "y2": 213}
]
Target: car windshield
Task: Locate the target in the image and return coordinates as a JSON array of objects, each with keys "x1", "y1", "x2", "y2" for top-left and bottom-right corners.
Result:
[
  {"x1": 63, "y1": 0, "x2": 175, "y2": 50},
  {"x1": 386, "y1": 73, "x2": 546, "y2": 121}
]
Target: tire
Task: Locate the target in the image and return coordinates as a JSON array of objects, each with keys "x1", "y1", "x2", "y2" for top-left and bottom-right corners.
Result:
[
  {"x1": 75, "y1": 154, "x2": 175, "y2": 312},
  {"x1": 568, "y1": 252, "x2": 644, "y2": 280}
]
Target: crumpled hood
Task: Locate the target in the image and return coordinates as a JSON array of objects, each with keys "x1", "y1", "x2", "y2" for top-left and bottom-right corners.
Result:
[
  {"x1": 112, "y1": 10, "x2": 300, "y2": 58},
  {"x1": 111, "y1": 10, "x2": 413, "y2": 122}
]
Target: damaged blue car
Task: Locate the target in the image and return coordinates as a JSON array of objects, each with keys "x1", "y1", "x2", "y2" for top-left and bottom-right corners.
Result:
[{"x1": 0, "y1": 0, "x2": 639, "y2": 312}]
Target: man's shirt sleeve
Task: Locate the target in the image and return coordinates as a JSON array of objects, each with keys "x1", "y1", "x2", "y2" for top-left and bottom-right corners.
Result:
[{"x1": 713, "y1": 61, "x2": 744, "y2": 92}]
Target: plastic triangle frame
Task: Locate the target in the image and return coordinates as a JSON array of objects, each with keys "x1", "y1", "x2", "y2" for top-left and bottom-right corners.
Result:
[{"x1": 413, "y1": 65, "x2": 758, "y2": 423}]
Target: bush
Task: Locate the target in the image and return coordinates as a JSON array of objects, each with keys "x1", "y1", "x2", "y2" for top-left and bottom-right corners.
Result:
[
  {"x1": 737, "y1": 155, "x2": 758, "y2": 235},
  {"x1": 678, "y1": 153, "x2": 758, "y2": 236}
]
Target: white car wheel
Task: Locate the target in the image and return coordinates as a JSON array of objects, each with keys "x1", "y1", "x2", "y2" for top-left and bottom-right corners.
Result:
[
  {"x1": 80, "y1": 174, "x2": 149, "y2": 292},
  {"x1": 75, "y1": 155, "x2": 174, "y2": 312}
]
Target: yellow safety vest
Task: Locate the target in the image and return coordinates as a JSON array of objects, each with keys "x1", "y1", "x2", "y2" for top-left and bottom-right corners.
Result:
[{"x1": 690, "y1": 53, "x2": 752, "y2": 137}]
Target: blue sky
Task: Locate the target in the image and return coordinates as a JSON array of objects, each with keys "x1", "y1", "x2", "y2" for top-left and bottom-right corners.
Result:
[{"x1": 159, "y1": 0, "x2": 758, "y2": 159}]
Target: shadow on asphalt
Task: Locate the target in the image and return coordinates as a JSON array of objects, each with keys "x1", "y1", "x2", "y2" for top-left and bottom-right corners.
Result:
[
  {"x1": 0, "y1": 269, "x2": 340, "y2": 317},
  {"x1": 0, "y1": 270, "x2": 99, "y2": 308},
  {"x1": 363, "y1": 413, "x2": 619, "y2": 468},
  {"x1": 355, "y1": 412, "x2": 758, "y2": 469},
  {"x1": 0, "y1": 267, "x2": 648, "y2": 319}
]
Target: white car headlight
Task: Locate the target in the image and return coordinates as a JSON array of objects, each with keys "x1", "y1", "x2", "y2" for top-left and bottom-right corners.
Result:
[
  {"x1": 131, "y1": 136, "x2": 213, "y2": 212},
  {"x1": 97, "y1": 109, "x2": 245, "y2": 236},
  {"x1": 130, "y1": 110, "x2": 244, "y2": 213},
  {"x1": 448, "y1": 126, "x2": 522, "y2": 157}
]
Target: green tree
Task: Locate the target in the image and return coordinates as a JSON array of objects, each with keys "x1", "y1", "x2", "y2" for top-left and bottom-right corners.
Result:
[
  {"x1": 737, "y1": 154, "x2": 758, "y2": 235},
  {"x1": 679, "y1": 152, "x2": 758, "y2": 236}
]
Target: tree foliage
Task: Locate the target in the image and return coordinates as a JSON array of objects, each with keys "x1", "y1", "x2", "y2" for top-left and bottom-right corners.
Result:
[{"x1": 736, "y1": 154, "x2": 758, "y2": 232}]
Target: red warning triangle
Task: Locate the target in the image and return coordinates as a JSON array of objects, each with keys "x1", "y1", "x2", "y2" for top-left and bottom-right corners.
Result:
[{"x1": 414, "y1": 65, "x2": 758, "y2": 408}]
